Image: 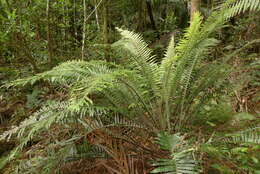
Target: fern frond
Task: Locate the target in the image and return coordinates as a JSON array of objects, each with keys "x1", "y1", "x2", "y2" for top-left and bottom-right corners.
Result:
[
  {"x1": 116, "y1": 27, "x2": 156, "y2": 64},
  {"x1": 152, "y1": 132, "x2": 198, "y2": 174},
  {"x1": 78, "y1": 115, "x2": 145, "y2": 135},
  {"x1": 4, "y1": 60, "x2": 116, "y2": 88},
  {"x1": 0, "y1": 100, "x2": 109, "y2": 170},
  {"x1": 14, "y1": 137, "x2": 83, "y2": 174},
  {"x1": 160, "y1": 12, "x2": 204, "y2": 100},
  {"x1": 203, "y1": 0, "x2": 260, "y2": 37},
  {"x1": 224, "y1": 127, "x2": 260, "y2": 144},
  {"x1": 225, "y1": 0, "x2": 260, "y2": 19},
  {"x1": 0, "y1": 100, "x2": 109, "y2": 141},
  {"x1": 160, "y1": 13, "x2": 209, "y2": 130},
  {"x1": 164, "y1": 35, "x2": 176, "y2": 60},
  {"x1": 116, "y1": 27, "x2": 161, "y2": 97},
  {"x1": 159, "y1": 0, "x2": 260, "y2": 128}
]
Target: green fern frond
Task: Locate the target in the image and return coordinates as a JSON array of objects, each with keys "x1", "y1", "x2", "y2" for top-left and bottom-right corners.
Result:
[
  {"x1": 156, "y1": 132, "x2": 183, "y2": 152},
  {"x1": 164, "y1": 35, "x2": 176, "y2": 60},
  {"x1": 78, "y1": 115, "x2": 145, "y2": 135},
  {"x1": 4, "y1": 60, "x2": 117, "y2": 88},
  {"x1": 13, "y1": 137, "x2": 83, "y2": 174},
  {"x1": 0, "y1": 100, "x2": 109, "y2": 170},
  {"x1": 151, "y1": 132, "x2": 198, "y2": 174},
  {"x1": 225, "y1": 0, "x2": 260, "y2": 19},
  {"x1": 160, "y1": 13, "x2": 213, "y2": 129},
  {"x1": 160, "y1": 12, "x2": 204, "y2": 101},
  {"x1": 116, "y1": 27, "x2": 161, "y2": 97},
  {"x1": 0, "y1": 100, "x2": 109, "y2": 142},
  {"x1": 224, "y1": 127, "x2": 260, "y2": 144},
  {"x1": 116, "y1": 27, "x2": 156, "y2": 64},
  {"x1": 203, "y1": 0, "x2": 260, "y2": 37}
]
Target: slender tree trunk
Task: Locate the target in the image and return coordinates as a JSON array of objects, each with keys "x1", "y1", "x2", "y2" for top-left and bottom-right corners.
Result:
[
  {"x1": 102, "y1": 1, "x2": 109, "y2": 61},
  {"x1": 146, "y1": 0, "x2": 156, "y2": 31},
  {"x1": 46, "y1": 0, "x2": 53, "y2": 64},
  {"x1": 63, "y1": 1, "x2": 66, "y2": 49},
  {"x1": 74, "y1": 0, "x2": 78, "y2": 42},
  {"x1": 35, "y1": 23, "x2": 41, "y2": 40},
  {"x1": 103, "y1": 2, "x2": 108, "y2": 44},
  {"x1": 65, "y1": 2, "x2": 69, "y2": 49},
  {"x1": 81, "y1": 0, "x2": 86, "y2": 59},
  {"x1": 190, "y1": 0, "x2": 200, "y2": 22},
  {"x1": 95, "y1": 0, "x2": 100, "y2": 30},
  {"x1": 137, "y1": 0, "x2": 145, "y2": 31}
]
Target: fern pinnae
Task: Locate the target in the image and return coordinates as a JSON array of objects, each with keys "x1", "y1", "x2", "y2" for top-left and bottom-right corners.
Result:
[
  {"x1": 160, "y1": 35, "x2": 176, "y2": 100},
  {"x1": 224, "y1": 126, "x2": 260, "y2": 144},
  {"x1": 158, "y1": 13, "x2": 204, "y2": 130},
  {"x1": 116, "y1": 27, "x2": 160, "y2": 97},
  {"x1": 118, "y1": 78, "x2": 155, "y2": 120},
  {"x1": 178, "y1": 38, "x2": 220, "y2": 113},
  {"x1": 152, "y1": 133, "x2": 198, "y2": 174},
  {"x1": 224, "y1": 0, "x2": 260, "y2": 20},
  {"x1": 79, "y1": 115, "x2": 145, "y2": 136}
]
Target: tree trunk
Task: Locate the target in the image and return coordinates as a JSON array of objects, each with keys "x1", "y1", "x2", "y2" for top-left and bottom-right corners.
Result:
[
  {"x1": 146, "y1": 0, "x2": 156, "y2": 31},
  {"x1": 81, "y1": 0, "x2": 86, "y2": 59},
  {"x1": 190, "y1": 0, "x2": 200, "y2": 22},
  {"x1": 46, "y1": 0, "x2": 54, "y2": 64},
  {"x1": 95, "y1": 0, "x2": 100, "y2": 30},
  {"x1": 102, "y1": 1, "x2": 109, "y2": 61},
  {"x1": 137, "y1": 0, "x2": 146, "y2": 31},
  {"x1": 74, "y1": 0, "x2": 78, "y2": 43}
]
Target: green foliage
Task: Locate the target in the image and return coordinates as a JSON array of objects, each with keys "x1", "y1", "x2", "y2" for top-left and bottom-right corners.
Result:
[
  {"x1": 151, "y1": 132, "x2": 198, "y2": 174},
  {"x1": 201, "y1": 126, "x2": 260, "y2": 173},
  {"x1": 224, "y1": 127, "x2": 260, "y2": 144},
  {"x1": 26, "y1": 88, "x2": 43, "y2": 109},
  {"x1": 0, "y1": 0, "x2": 260, "y2": 173}
]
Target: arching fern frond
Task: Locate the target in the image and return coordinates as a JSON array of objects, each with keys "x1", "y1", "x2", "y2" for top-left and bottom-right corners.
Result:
[
  {"x1": 78, "y1": 115, "x2": 145, "y2": 135},
  {"x1": 116, "y1": 27, "x2": 161, "y2": 97},
  {"x1": 164, "y1": 35, "x2": 176, "y2": 60},
  {"x1": 151, "y1": 132, "x2": 198, "y2": 174},
  {"x1": 203, "y1": 0, "x2": 260, "y2": 36},
  {"x1": 225, "y1": 0, "x2": 260, "y2": 19},
  {"x1": 14, "y1": 136, "x2": 81, "y2": 174},
  {"x1": 0, "y1": 100, "x2": 109, "y2": 168},
  {"x1": 4, "y1": 60, "x2": 114, "y2": 87},
  {"x1": 0, "y1": 101, "x2": 108, "y2": 142},
  {"x1": 224, "y1": 127, "x2": 260, "y2": 144}
]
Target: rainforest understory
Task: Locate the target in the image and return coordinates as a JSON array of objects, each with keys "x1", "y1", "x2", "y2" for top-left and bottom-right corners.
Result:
[{"x1": 0, "y1": 0, "x2": 260, "y2": 173}]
